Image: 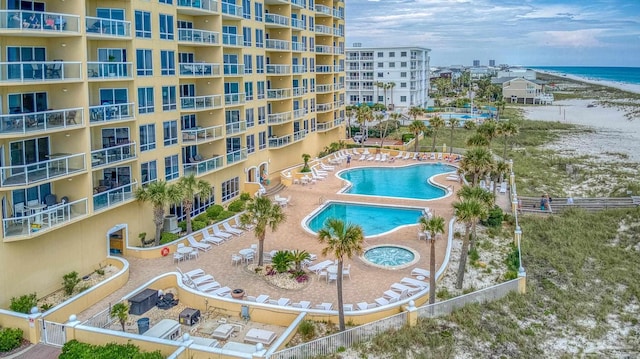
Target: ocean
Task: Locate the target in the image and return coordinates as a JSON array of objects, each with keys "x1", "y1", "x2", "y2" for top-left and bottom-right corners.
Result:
[{"x1": 530, "y1": 66, "x2": 640, "y2": 86}]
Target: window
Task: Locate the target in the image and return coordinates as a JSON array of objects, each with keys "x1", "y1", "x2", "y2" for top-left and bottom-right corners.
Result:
[
  {"x1": 389, "y1": 62, "x2": 395, "y2": 68},
  {"x1": 170, "y1": 188, "x2": 215, "y2": 221},
  {"x1": 378, "y1": 95, "x2": 383, "y2": 102},
  {"x1": 257, "y1": 81, "x2": 265, "y2": 99},
  {"x1": 221, "y1": 177, "x2": 240, "y2": 202},
  {"x1": 389, "y1": 52, "x2": 395, "y2": 57},
  {"x1": 134, "y1": 10, "x2": 151, "y2": 38},
  {"x1": 256, "y1": 55, "x2": 264, "y2": 73},
  {"x1": 242, "y1": 0, "x2": 251, "y2": 19},
  {"x1": 400, "y1": 72, "x2": 407, "y2": 78},
  {"x1": 159, "y1": 0, "x2": 173, "y2": 3},
  {"x1": 243, "y1": 54, "x2": 252, "y2": 74},
  {"x1": 377, "y1": 72, "x2": 383, "y2": 78},
  {"x1": 245, "y1": 108, "x2": 254, "y2": 127},
  {"x1": 159, "y1": 14, "x2": 174, "y2": 40},
  {"x1": 137, "y1": 87, "x2": 154, "y2": 114},
  {"x1": 163, "y1": 120, "x2": 178, "y2": 146},
  {"x1": 254, "y1": 2, "x2": 263, "y2": 21},
  {"x1": 139, "y1": 124, "x2": 156, "y2": 151},
  {"x1": 257, "y1": 107, "x2": 266, "y2": 124},
  {"x1": 400, "y1": 96, "x2": 407, "y2": 102},
  {"x1": 243, "y1": 27, "x2": 252, "y2": 46},
  {"x1": 400, "y1": 82, "x2": 407, "y2": 88},
  {"x1": 160, "y1": 50, "x2": 175, "y2": 75},
  {"x1": 377, "y1": 51, "x2": 383, "y2": 57},
  {"x1": 164, "y1": 155, "x2": 179, "y2": 181},
  {"x1": 141, "y1": 160, "x2": 157, "y2": 185},
  {"x1": 255, "y1": 29, "x2": 264, "y2": 47},
  {"x1": 377, "y1": 62, "x2": 384, "y2": 68},
  {"x1": 258, "y1": 131, "x2": 266, "y2": 149},
  {"x1": 401, "y1": 51, "x2": 407, "y2": 57},
  {"x1": 162, "y1": 86, "x2": 177, "y2": 111},
  {"x1": 244, "y1": 82, "x2": 254, "y2": 101},
  {"x1": 222, "y1": 25, "x2": 238, "y2": 45},
  {"x1": 136, "y1": 49, "x2": 153, "y2": 76},
  {"x1": 400, "y1": 62, "x2": 407, "y2": 68},
  {"x1": 246, "y1": 134, "x2": 255, "y2": 153}
]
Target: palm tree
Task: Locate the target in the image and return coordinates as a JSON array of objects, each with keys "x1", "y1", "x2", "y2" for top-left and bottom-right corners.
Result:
[
  {"x1": 453, "y1": 198, "x2": 487, "y2": 289},
  {"x1": 418, "y1": 215, "x2": 445, "y2": 304},
  {"x1": 317, "y1": 218, "x2": 364, "y2": 331},
  {"x1": 380, "y1": 113, "x2": 400, "y2": 148},
  {"x1": 459, "y1": 147, "x2": 494, "y2": 186},
  {"x1": 386, "y1": 82, "x2": 396, "y2": 109},
  {"x1": 477, "y1": 120, "x2": 498, "y2": 149},
  {"x1": 408, "y1": 106, "x2": 423, "y2": 122},
  {"x1": 466, "y1": 133, "x2": 490, "y2": 148},
  {"x1": 135, "y1": 181, "x2": 182, "y2": 246},
  {"x1": 497, "y1": 120, "x2": 519, "y2": 158},
  {"x1": 448, "y1": 118, "x2": 459, "y2": 155},
  {"x1": 408, "y1": 120, "x2": 427, "y2": 152},
  {"x1": 177, "y1": 175, "x2": 212, "y2": 234},
  {"x1": 456, "y1": 185, "x2": 493, "y2": 252},
  {"x1": 489, "y1": 160, "x2": 510, "y2": 196},
  {"x1": 428, "y1": 116, "x2": 445, "y2": 152},
  {"x1": 356, "y1": 105, "x2": 373, "y2": 147},
  {"x1": 111, "y1": 302, "x2": 129, "y2": 332},
  {"x1": 301, "y1": 153, "x2": 311, "y2": 172},
  {"x1": 288, "y1": 249, "x2": 311, "y2": 271},
  {"x1": 239, "y1": 196, "x2": 286, "y2": 266},
  {"x1": 375, "y1": 82, "x2": 387, "y2": 108}
]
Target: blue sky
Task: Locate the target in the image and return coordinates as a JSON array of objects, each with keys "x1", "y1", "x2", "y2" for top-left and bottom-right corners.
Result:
[{"x1": 345, "y1": 0, "x2": 640, "y2": 67}]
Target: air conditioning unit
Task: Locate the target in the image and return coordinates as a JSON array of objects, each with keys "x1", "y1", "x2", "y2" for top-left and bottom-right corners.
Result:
[{"x1": 163, "y1": 215, "x2": 180, "y2": 234}]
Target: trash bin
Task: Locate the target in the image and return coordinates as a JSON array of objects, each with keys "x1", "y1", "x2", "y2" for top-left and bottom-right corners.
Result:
[{"x1": 137, "y1": 318, "x2": 150, "y2": 334}]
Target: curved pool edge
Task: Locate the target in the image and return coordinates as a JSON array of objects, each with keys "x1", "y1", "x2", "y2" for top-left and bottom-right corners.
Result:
[{"x1": 360, "y1": 244, "x2": 421, "y2": 270}]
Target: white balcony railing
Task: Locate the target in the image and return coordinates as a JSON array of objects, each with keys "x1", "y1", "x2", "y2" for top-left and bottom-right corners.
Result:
[
  {"x1": 317, "y1": 121, "x2": 334, "y2": 132},
  {"x1": 316, "y1": 103, "x2": 334, "y2": 112},
  {"x1": 291, "y1": 42, "x2": 306, "y2": 52},
  {"x1": 0, "y1": 108, "x2": 83, "y2": 135},
  {"x1": 0, "y1": 10, "x2": 80, "y2": 33},
  {"x1": 316, "y1": 84, "x2": 333, "y2": 93},
  {"x1": 90, "y1": 142, "x2": 137, "y2": 168},
  {"x1": 87, "y1": 62, "x2": 132, "y2": 79},
  {"x1": 0, "y1": 61, "x2": 82, "y2": 82},
  {"x1": 268, "y1": 135, "x2": 293, "y2": 148},
  {"x1": 292, "y1": 64, "x2": 306, "y2": 73},
  {"x1": 225, "y1": 121, "x2": 247, "y2": 135},
  {"x1": 267, "y1": 111, "x2": 292, "y2": 124},
  {"x1": 315, "y1": 25, "x2": 333, "y2": 35},
  {"x1": 182, "y1": 125, "x2": 224, "y2": 144},
  {"x1": 266, "y1": 64, "x2": 290, "y2": 75},
  {"x1": 265, "y1": 13, "x2": 289, "y2": 26},
  {"x1": 266, "y1": 39, "x2": 290, "y2": 50},
  {"x1": 0, "y1": 153, "x2": 86, "y2": 187},
  {"x1": 181, "y1": 95, "x2": 223, "y2": 111},
  {"x1": 223, "y1": 63, "x2": 245, "y2": 75},
  {"x1": 222, "y1": 33, "x2": 243, "y2": 46},
  {"x1": 221, "y1": 2, "x2": 243, "y2": 17},
  {"x1": 224, "y1": 93, "x2": 246, "y2": 106},
  {"x1": 183, "y1": 155, "x2": 224, "y2": 176},
  {"x1": 179, "y1": 62, "x2": 221, "y2": 77},
  {"x1": 293, "y1": 108, "x2": 307, "y2": 119},
  {"x1": 315, "y1": 45, "x2": 333, "y2": 54},
  {"x1": 291, "y1": 18, "x2": 305, "y2": 29},
  {"x1": 177, "y1": 0, "x2": 218, "y2": 13},
  {"x1": 89, "y1": 103, "x2": 134, "y2": 123},
  {"x1": 85, "y1": 16, "x2": 131, "y2": 37},
  {"x1": 315, "y1": 65, "x2": 333, "y2": 73},
  {"x1": 292, "y1": 87, "x2": 306, "y2": 97},
  {"x1": 315, "y1": 4, "x2": 333, "y2": 16},
  {"x1": 178, "y1": 28, "x2": 219, "y2": 45},
  {"x1": 226, "y1": 148, "x2": 248, "y2": 164},
  {"x1": 267, "y1": 88, "x2": 292, "y2": 99},
  {"x1": 2, "y1": 198, "x2": 88, "y2": 239},
  {"x1": 293, "y1": 129, "x2": 308, "y2": 141},
  {"x1": 93, "y1": 182, "x2": 137, "y2": 212}
]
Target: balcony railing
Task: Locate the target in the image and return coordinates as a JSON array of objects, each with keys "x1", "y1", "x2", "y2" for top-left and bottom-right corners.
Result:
[
  {"x1": 291, "y1": 0, "x2": 305, "y2": 8},
  {"x1": 225, "y1": 121, "x2": 247, "y2": 135},
  {"x1": 267, "y1": 88, "x2": 291, "y2": 99},
  {"x1": 226, "y1": 148, "x2": 248, "y2": 164},
  {"x1": 293, "y1": 129, "x2": 308, "y2": 142},
  {"x1": 291, "y1": 18, "x2": 305, "y2": 29},
  {"x1": 293, "y1": 108, "x2": 307, "y2": 119},
  {"x1": 317, "y1": 121, "x2": 334, "y2": 132},
  {"x1": 292, "y1": 87, "x2": 306, "y2": 97},
  {"x1": 2, "y1": 198, "x2": 88, "y2": 240},
  {"x1": 85, "y1": 16, "x2": 131, "y2": 37},
  {"x1": 265, "y1": 13, "x2": 289, "y2": 26},
  {"x1": 181, "y1": 95, "x2": 222, "y2": 111},
  {"x1": 266, "y1": 64, "x2": 290, "y2": 75},
  {"x1": 291, "y1": 64, "x2": 306, "y2": 73},
  {"x1": 224, "y1": 93, "x2": 246, "y2": 106},
  {"x1": 178, "y1": 28, "x2": 219, "y2": 45},
  {"x1": 222, "y1": 33, "x2": 243, "y2": 46},
  {"x1": 182, "y1": 125, "x2": 224, "y2": 144},
  {"x1": 0, "y1": 153, "x2": 86, "y2": 187},
  {"x1": 267, "y1": 111, "x2": 292, "y2": 124},
  {"x1": 266, "y1": 39, "x2": 290, "y2": 50},
  {"x1": 0, "y1": 61, "x2": 82, "y2": 82},
  {"x1": 91, "y1": 142, "x2": 136, "y2": 168},
  {"x1": 334, "y1": 83, "x2": 345, "y2": 90},
  {"x1": 316, "y1": 84, "x2": 333, "y2": 93},
  {"x1": 0, "y1": 10, "x2": 80, "y2": 33},
  {"x1": 334, "y1": 117, "x2": 345, "y2": 126},
  {"x1": 87, "y1": 62, "x2": 132, "y2": 79},
  {"x1": 315, "y1": 4, "x2": 333, "y2": 16},
  {"x1": 93, "y1": 182, "x2": 137, "y2": 212},
  {"x1": 268, "y1": 135, "x2": 292, "y2": 148},
  {"x1": 177, "y1": 0, "x2": 218, "y2": 13},
  {"x1": 89, "y1": 103, "x2": 134, "y2": 123},
  {"x1": 221, "y1": 3, "x2": 243, "y2": 17},
  {"x1": 315, "y1": 45, "x2": 333, "y2": 54},
  {"x1": 183, "y1": 155, "x2": 224, "y2": 176},
  {"x1": 291, "y1": 42, "x2": 305, "y2": 52},
  {"x1": 0, "y1": 108, "x2": 82, "y2": 135},
  {"x1": 223, "y1": 63, "x2": 245, "y2": 75},
  {"x1": 315, "y1": 65, "x2": 333, "y2": 73},
  {"x1": 334, "y1": 28, "x2": 344, "y2": 37},
  {"x1": 315, "y1": 25, "x2": 332, "y2": 35},
  {"x1": 334, "y1": 48, "x2": 344, "y2": 55},
  {"x1": 316, "y1": 103, "x2": 334, "y2": 112},
  {"x1": 179, "y1": 62, "x2": 221, "y2": 76}
]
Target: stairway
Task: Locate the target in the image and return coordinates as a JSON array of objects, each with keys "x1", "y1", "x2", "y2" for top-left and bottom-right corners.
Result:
[{"x1": 263, "y1": 181, "x2": 286, "y2": 197}]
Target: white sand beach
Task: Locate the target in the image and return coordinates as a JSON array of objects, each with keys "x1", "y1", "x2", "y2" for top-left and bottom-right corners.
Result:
[{"x1": 535, "y1": 70, "x2": 640, "y2": 95}]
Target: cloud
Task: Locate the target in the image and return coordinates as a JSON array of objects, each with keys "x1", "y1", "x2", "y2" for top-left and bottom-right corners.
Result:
[{"x1": 529, "y1": 29, "x2": 606, "y2": 48}]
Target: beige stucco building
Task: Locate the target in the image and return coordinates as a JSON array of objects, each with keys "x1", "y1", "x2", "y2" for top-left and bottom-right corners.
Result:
[
  {"x1": 0, "y1": 0, "x2": 345, "y2": 307},
  {"x1": 493, "y1": 76, "x2": 553, "y2": 105}
]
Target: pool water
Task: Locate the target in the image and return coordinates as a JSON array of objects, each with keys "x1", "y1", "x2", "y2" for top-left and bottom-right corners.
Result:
[
  {"x1": 339, "y1": 163, "x2": 453, "y2": 199},
  {"x1": 305, "y1": 202, "x2": 423, "y2": 237},
  {"x1": 364, "y1": 246, "x2": 416, "y2": 267}
]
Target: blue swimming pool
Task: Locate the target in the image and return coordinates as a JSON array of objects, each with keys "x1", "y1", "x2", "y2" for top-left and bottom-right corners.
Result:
[
  {"x1": 304, "y1": 202, "x2": 424, "y2": 237},
  {"x1": 339, "y1": 163, "x2": 453, "y2": 199}
]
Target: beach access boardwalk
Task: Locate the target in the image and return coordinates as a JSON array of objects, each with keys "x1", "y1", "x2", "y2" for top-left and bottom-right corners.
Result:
[{"x1": 519, "y1": 196, "x2": 639, "y2": 215}]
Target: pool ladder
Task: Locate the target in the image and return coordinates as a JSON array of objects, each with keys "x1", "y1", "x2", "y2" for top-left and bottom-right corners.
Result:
[{"x1": 318, "y1": 196, "x2": 325, "y2": 204}]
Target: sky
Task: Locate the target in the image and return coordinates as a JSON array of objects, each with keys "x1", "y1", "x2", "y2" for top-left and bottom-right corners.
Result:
[{"x1": 345, "y1": 0, "x2": 640, "y2": 67}]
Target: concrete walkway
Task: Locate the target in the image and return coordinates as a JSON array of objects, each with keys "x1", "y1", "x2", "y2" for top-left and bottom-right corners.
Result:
[{"x1": 4, "y1": 344, "x2": 60, "y2": 359}]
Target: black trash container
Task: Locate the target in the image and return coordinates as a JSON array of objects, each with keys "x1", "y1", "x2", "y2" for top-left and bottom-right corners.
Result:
[{"x1": 137, "y1": 318, "x2": 150, "y2": 334}]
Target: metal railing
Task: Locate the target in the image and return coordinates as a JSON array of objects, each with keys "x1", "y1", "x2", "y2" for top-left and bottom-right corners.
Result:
[
  {"x1": 223, "y1": 63, "x2": 245, "y2": 75},
  {"x1": 0, "y1": 10, "x2": 80, "y2": 33},
  {"x1": 268, "y1": 135, "x2": 293, "y2": 148},
  {"x1": 292, "y1": 87, "x2": 306, "y2": 96},
  {"x1": 315, "y1": 65, "x2": 333, "y2": 73},
  {"x1": 177, "y1": 0, "x2": 218, "y2": 13},
  {"x1": 224, "y1": 93, "x2": 246, "y2": 106},
  {"x1": 315, "y1": 45, "x2": 333, "y2": 54},
  {"x1": 0, "y1": 108, "x2": 82, "y2": 135},
  {"x1": 316, "y1": 84, "x2": 333, "y2": 93},
  {"x1": 93, "y1": 182, "x2": 137, "y2": 212},
  {"x1": 0, "y1": 61, "x2": 82, "y2": 82},
  {"x1": 85, "y1": 16, "x2": 131, "y2": 37},
  {"x1": 293, "y1": 129, "x2": 308, "y2": 141},
  {"x1": 221, "y1": 2, "x2": 242, "y2": 17},
  {"x1": 222, "y1": 33, "x2": 243, "y2": 46},
  {"x1": 226, "y1": 148, "x2": 248, "y2": 164},
  {"x1": 317, "y1": 121, "x2": 334, "y2": 132},
  {"x1": 89, "y1": 103, "x2": 134, "y2": 123},
  {"x1": 183, "y1": 155, "x2": 224, "y2": 176},
  {"x1": 179, "y1": 62, "x2": 220, "y2": 76},
  {"x1": 90, "y1": 142, "x2": 137, "y2": 168},
  {"x1": 181, "y1": 95, "x2": 222, "y2": 111},
  {"x1": 315, "y1": 4, "x2": 333, "y2": 16},
  {"x1": 266, "y1": 64, "x2": 290, "y2": 74},
  {"x1": 182, "y1": 125, "x2": 224, "y2": 144},
  {"x1": 0, "y1": 153, "x2": 86, "y2": 187},
  {"x1": 178, "y1": 28, "x2": 219, "y2": 45},
  {"x1": 315, "y1": 25, "x2": 333, "y2": 35},
  {"x1": 267, "y1": 111, "x2": 292, "y2": 124},
  {"x1": 291, "y1": 42, "x2": 306, "y2": 52},
  {"x1": 291, "y1": 18, "x2": 305, "y2": 29},
  {"x1": 265, "y1": 13, "x2": 289, "y2": 26},
  {"x1": 3, "y1": 198, "x2": 88, "y2": 239},
  {"x1": 225, "y1": 120, "x2": 246, "y2": 135},
  {"x1": 267, "y1": 88, "x2": 292, "y2": 99},
  {"x1": 86, "y1": 61, "x2": 132, "y2": 79},
  {"x1": 266, "y1": 39, "x2": 290, "y2": 50},
  {"x1": 293, "y1": 108, "x2": 307, "y2": 119},
  {"x1": 316, "y1": 103, "x2": 334, "y2": 112}
]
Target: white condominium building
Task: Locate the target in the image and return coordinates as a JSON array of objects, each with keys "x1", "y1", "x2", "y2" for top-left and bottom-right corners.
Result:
[{"x1": 345, "y1": 45, "x2": 430, "y2": 109}]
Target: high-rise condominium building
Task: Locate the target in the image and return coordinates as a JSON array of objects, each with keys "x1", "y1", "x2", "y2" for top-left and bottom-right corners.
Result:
[
  {"x1": 0, "y1": 0, "x2": 345, "y2": 305},
  {"x1": 345, "y1": 46, "x2": 430, "y2": 109},
  {"x1": 489, "y1": 59, "x2": 495, "y2": 67},
  {"x1": 473, "y1": 59, "x2": 480, "y2": 67}
]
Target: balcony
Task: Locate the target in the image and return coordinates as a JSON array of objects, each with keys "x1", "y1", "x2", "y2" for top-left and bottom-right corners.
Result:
[
  {"x1": 334, "y1": 28, "x2": 344, "y2": 37},
  {"x1": 267, "y1": 88, "x2": 291, "y2": 99},
  {"x1": 0, "y1": 61, "x2": 82, "y2": 83},
  {"x1": 334, "y1": 48, "x2": 344, "y2": 55},
  {"x1": 93, "y1": 182, "x2": 137, "y2": 212},
  {"x1": 290, "y1": 0, "x2": 305, "y2": 8},
  {"x1": 265, "y1": 39, "x2": 290, "y2": 51},
  {"x1": 292, "y1": 87, "x2": 306, "y2": 97},
  {"x1": 0, "y1": 108, "x2": 82, "y2": 136},
  {"x1": 291, "y1": 42, "x2": 305, "y2": 52},
  {"x1": 268, "y1": 135, "x2": 292, "y2": 148},
  {"x1": 87, "y1": 62, "x2": 132, "y2": 80},
  {"x1": 293, "y1": 129, "x2": 308, "y2": 142},
  {"x1": 265, "y1": 13, "x2": 289, "y2": 27},
  {"x1": 224, "y1": 93, "x2": 246, "y2": 106},
  {"x1": 90, "y1": 142, "x2": 137, "y2": 168},
  {"x1": 221, "y1": 2, "x2": 243, "y2": 18},
  {"x1": 178, "y1": 28, "x2": 219, "y2": 45},
  {"x1": 291, "y1": 18, "x2": 305, "y2": 30},
  {"x1": 317, "y1": 121, "x2": 335, "y2": 132},
  {"x1": 89, "y1": 103, "x2": 134, "y2": 124},
  {"x1": 181, "y1": 95, "x2": 223, "y2": 111},
  {"x1": 223, "y1": 63, "x2": 245, "y2": 75},
  {"x1": 183, "y1": 155, "x2": 224, "y2": 176},
  {"x1": 177, "y1": 0, "x2": 219, "y2": 14},
  {"x1": 334, "y1": 83, "x2": 345, "y2": 90},
  {"x1": 333, "y1": 9, "x2": 345, "y2": 19},
  {"x1": 179, "y1": 62, "x2": 221, "y2": 77},
  {"x1": 267, "y1": 111, "x2": 292, "y2": 125},
  {"x1": 182, "y1": 125, "x2": 224, "y2": 144},
  {"x1": 0, "y1": 153, "x2": 86, "y2": 188},
  {"x1": 315, "y1": 25, "x2": 332, "y2": 35},
  {"x1": 316, "y1": 84, "x2": 333, "y2": 93},
  {"x1": 316, "y1": 103, "x2": 334, "y2": 112},
  {"x1": 2, "y1": 198, "x2": 88, "y2": 240},
  {"x1": 315, "y1": 45, "x2": 333, "y2": 54},
  {"x1": 222, "y1": 33, "x2": 243, "y2": 46},
  {"x1": 226, "y1": 148, "x2": 248, "y2": 165},
  {"x1": 293, "y1": 108, "x2": 307, "y2": 120},
  {"x1": 85, "y1": 17, "x2": 131, "y2": 38},
  {"x1": 334, "y1": 117, "x2": 345, "y2": 126},
  {"x1": 266, "y1": 64, "x2": 290, "y2": 75},
  {"x1": 315, "y1": 65, "x2": 333, "y2": 73},
  {"x1": 225, "y1": 121, "x2": 247, "y2": 135},
  {"x1": 315, "y1": 5, "x2": 333, "y2": 16},
  {"x1": 291, "y1": 64, "x2": 306, "y2": 74},
  {"x1": 0, "y1": 10, "x2": 80, "y2": 35}
]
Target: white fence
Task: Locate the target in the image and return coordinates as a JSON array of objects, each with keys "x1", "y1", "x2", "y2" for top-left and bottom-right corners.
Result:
[
  {"x1": 41, "y1": 320, "x2": 66, "y2": 346},
  {"x1": 268, "y1": 311, "x2": 408, "y2": 359},
  {"x1": 417, "y1": 278, "x2": 521, "y2": 319},
  {"x1": 81, "y1": 306, "x2": 116, "y2": 329}
]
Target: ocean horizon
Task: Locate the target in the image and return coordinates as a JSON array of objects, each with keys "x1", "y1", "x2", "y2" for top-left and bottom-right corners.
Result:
[{"x1": 529, "y1": 66, "x2": 640, "y2": 86}]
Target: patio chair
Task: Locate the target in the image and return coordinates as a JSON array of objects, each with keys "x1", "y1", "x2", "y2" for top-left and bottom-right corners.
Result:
[
  {"x1": 201, "y1": 230, "x2": 225, "y2": 246},
  {"x1": 212, "y1": 225, "x2": 233, "y2": 239},
  {"x1": 173, "y1": 252, "x2": 184, "y2": 263},
  {"x1": 342, "y1": 264, "x2": 351, "y2": 280},
  {"x1": 187, "y1": 248, "x2": 199, "y2": 260},
  {"x1": 222, "y1": 221, "x2": 243, "y2": 235},
  {"x1": 231, "y1": 254, "x2": 242, "y2": 266},
  {"x1": 327, "y1": 272, "x2": 338, "y2": 284},
  {"x1": 187, "y1": 235, "x2": 212, "y2": 251},
  {"x1": 191, "y1": 274, "x2": 216, "y2": 286},
  {"x1": 410, "y1": 268, "x2": 430, "y2": 278}
]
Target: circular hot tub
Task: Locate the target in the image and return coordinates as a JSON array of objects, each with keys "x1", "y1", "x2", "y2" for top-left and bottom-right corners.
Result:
[{"x1": 362, "y1": 245, "x2": 420, "y2": 270}]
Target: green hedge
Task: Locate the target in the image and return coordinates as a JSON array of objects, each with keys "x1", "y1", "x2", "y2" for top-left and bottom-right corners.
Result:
[
  {"x1": 206, "y1": 205, "x2": 224, "y2": 220},
  {"x1": 0, "y1": 328, "x2": 23, "y2": 352},
  {"x1": 60, "y1": 340, "x2": 164, "y2": 359}
]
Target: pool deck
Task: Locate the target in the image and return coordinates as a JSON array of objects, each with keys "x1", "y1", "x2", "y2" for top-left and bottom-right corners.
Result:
[{"x1": 78, "y1": 157, "x2": 461, "y2": 321}]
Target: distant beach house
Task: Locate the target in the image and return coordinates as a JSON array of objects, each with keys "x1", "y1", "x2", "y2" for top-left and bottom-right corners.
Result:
[{"x1": 492, "y1": 77, "x2": 554, "y2": 105}]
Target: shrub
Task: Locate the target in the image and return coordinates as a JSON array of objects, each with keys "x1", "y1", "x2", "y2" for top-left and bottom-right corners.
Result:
[
  {"x1": 10, "y1": 293, "x2": 37, "y2": 314},
  {"x1": 298, "y1": 321, "x2": 316, "y2": 341},
  {"x1": 481, "y1": 206, "x2": 504, "y2": 227},
  {"x1": 95, "y1": 268, "x2": 105, "y2": 276},
  {"x1": 191, "y1": 220, "x2": 206, "y2": 232},
  {"x1": 77, "y1": 284, "x2": 91, "y2": 293},
  {"x1": 0, "y1": 328, "x2": 23, "y2": 352},
  {"x1": 227, "y1": 199, "x2": 246, "y2": 212},
  {"x1": 271, "y1": 251, "x2": 293, "y2": 273},
  {"x1": 40, "y1": 303, "x2": 53, "y2": 312},
  {"x1": 469, "y1": 248, "x2": 480, "y2": 263},
  {"x1": 194, "y1": 213, "x2": 209, "y2": 223},
  {"x1": 60, "y1": 340, "x2": 163, "y2": 359},
  {"x1": 62, "y1": 271, "x2": 81, "y2": 296},
  {"x1": 240, "y1": 192, "x2": 251, "y2": 201},
  {"x1": 215, "y1": 210, "x2": 235, "y2": 221},
  {"x1": 160, "y1": 232, "x2": 179, "y2": 245},
  {"x1": 177, "y1": 221, "x2": 187, "y2": 232},
  {"x1": 206, "y1": 204, "x2": 224, "y2": 219}
]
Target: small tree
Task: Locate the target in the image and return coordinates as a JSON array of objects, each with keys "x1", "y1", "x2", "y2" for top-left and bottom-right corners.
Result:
[
  {"x1": 62, "y1": 271, "x2": 81, "y2": 296},
  {"x1": 111, "y1": 302, "x2": 129, "y2": 332},
  {"x1": 177, "y1": 174, "x2": 212, "y2": 234},
  {"x1": 408, "y1": 120, "x2": 427, "y2": 152},
  {"x1": 288, "y1": 249, "x2": 311, "y2": 271},
  {"x1": 239, "y1": 196, "x2": 286, "y2": 266},
  {"x1": 418, "y1": 216, "x2": 446, "y2": 304},
  {"x1": 301, "y1": 153, "x2": 311, "y2": 173},
  {"x1": 135, "y1": 181, "x2": 183, "y2": 246}
]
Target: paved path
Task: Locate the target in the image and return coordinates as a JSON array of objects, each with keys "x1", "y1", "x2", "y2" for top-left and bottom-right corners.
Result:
[{"x1": 5, "y1": 344, "x2": 60, "y2": 359}]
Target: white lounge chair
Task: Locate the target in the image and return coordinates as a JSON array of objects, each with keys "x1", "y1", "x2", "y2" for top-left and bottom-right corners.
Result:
[
  {"x1": 499, "y1": 182, "x2": 507, "y2": 194},
  {"x1": 292, "y1": 301, "x2": 311, "y2": 309},
  {"x1": 222, "y1": 221, "x2": 243, "y2": 235},
  {"x1": 401, "y1": 277, "x2": 429, "y2": 289},
  {"x1": 394, "y1": 151, "x2": 404, "y2": 159},
  {"x1": 391, "y1": 283, "x2": 421, "y2": 294},
  {"x1": 187, "y1": 235, "x2": 212, "y2": 252},
  {"x1": 201, "y1": 230, "x2": 225, "y2": 246},
  {"x1": 411, "y1": 268, "x2": 430, "y2": 278},
  {"x1": 402, "y1": 152, "x2": 411, "y2": 160},
  {"x1": 342, "y1": 264, "x2": 351, "y2": 279},
  {"x1": 178, "y1": 267, "x2": 205, "y2": 279},
  {"x1": 191, "y1": 274, "x2": 216, "y2": 286},
  {"x1": 358, "y1": 154, "x2": 367, "y2": 161},
  {"x1": 212, "y1": 225, "x2": 233, "y2": 239},
  {"x1": 210, "y1": 286, "x2": 231, "y2": 297},
  {"x1": 446, "y1": 174, "x2": 460, "y2": 181},
  {"x1": 196, "y1": 281, "x2": 221, "y2": 292},
  {"x1": 320, "y1": 163, "x2": 335, "y2": 171}
]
